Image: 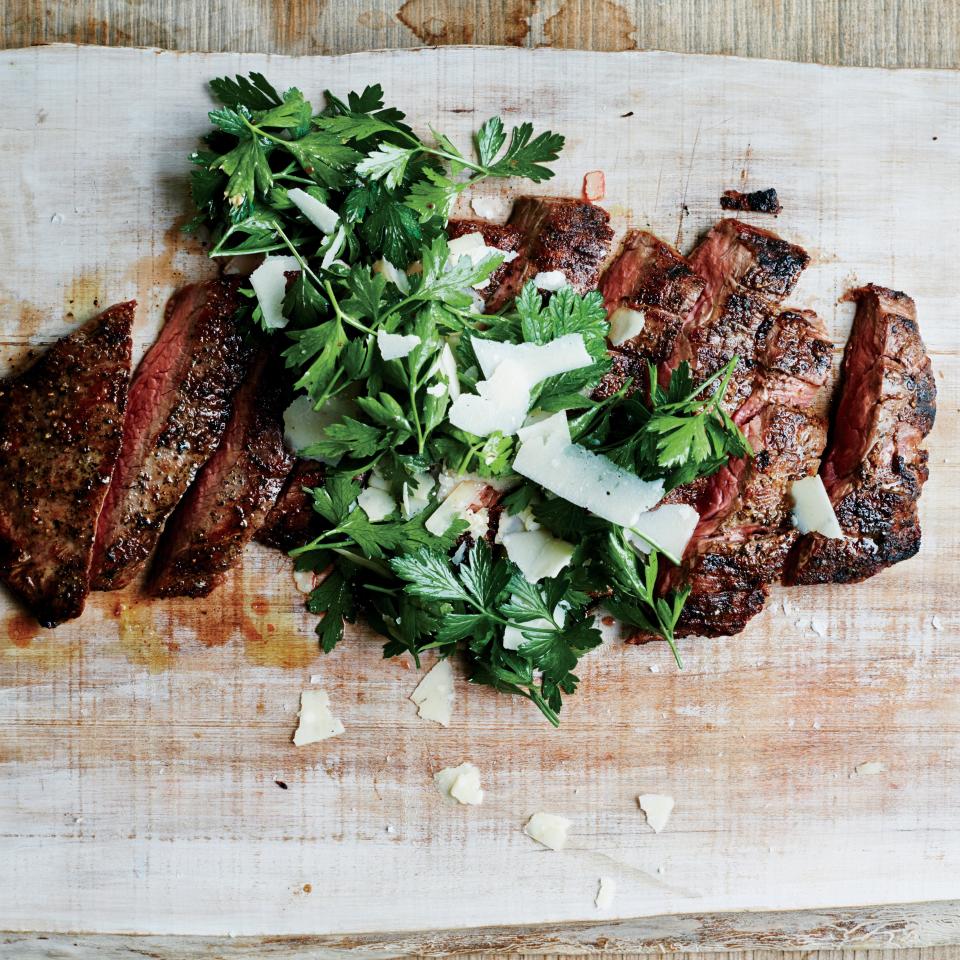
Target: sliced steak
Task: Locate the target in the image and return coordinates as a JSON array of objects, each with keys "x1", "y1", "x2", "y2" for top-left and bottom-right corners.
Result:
[
  {"x1": 786, "y1": 285, "x2": 935, "y2": 585},
  {"x1": 720, "y1": 188, "x2": 782, "y2": 215},
  {"x1": 596, "y1": 230, "x2": 705, "y2": 399},
  {"x1": 447, "y1": 218, "x2": 524, "y2": 308},
  {"x1": 0, "y1": 302, "x2": 134, "y2": 626},
  {"x1": 149, "y1": 351, "x2": 295, "y2": 598},
  {"x1": 633, "y1": 221, "x2": 830, "y2": 639},
  {"x1": 486, "y1": 197, "x2": 614, "y2": 311},
  {"x1": 91, "y1": 279, "x2": 250, "y2": 590},
  {"x1": 255, "y1": 460, "x2": 326, "y2": 552}
]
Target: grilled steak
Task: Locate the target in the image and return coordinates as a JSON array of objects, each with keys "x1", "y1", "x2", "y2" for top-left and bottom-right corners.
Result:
[
  {"x1": 636, "y1": 220, "x2": 830, "y2": 639},
  {"x1": 720, "y1": 188, "x2": 782, "y2": 215},
  {"x1": 596, "y1": 230, "x2": 705, "y2": 399},
  {"x1": 486, "y1": 197, "x2": 614, "y2": 310},
  {"x1": 786, "y1": 285, "x2": 935, "y2": 585},
  {"x1": 447, "y1": 218, "x2": 524, "y2": 307},
  {"x1": 255, "y1": 460, "x2": 326, "y2": 552},
  {"x1": 91, "y1": 279, "x2": 250, "y2": 590},
  {"x1": 149, "y1": 351, "x2": 295, "y2": 598},
  {"x1": 0, "y1": 302, "x2": 134, "y2": 626}
]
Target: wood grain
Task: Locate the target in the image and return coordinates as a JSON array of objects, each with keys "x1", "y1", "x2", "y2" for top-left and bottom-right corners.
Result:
[{"x1": 2, "y1": 0, "x2": 960, "y2": 68}]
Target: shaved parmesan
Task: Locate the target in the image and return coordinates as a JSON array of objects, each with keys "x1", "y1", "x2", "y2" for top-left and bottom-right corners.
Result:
[
  {"x1": 533, "y1": 270, "x2": 569, "y2": 292},
  {"x1": 608, "y1": 306, "x2": 647, "y2": 346},
  {"x1": 448, "y1": 358, "x2": 531, "y2": 437},
  {"x1": 425, "y1": 479, "x2": 487, "y2": 537},
  {"x1": 283, "y1": 394, "x2": 356, "y2": 464},
  {"x1": 436, "y1": 342, "x2": 460, "y2": 400},
  {"x1": 292, "y1": 690, "x2": 344, "y2": 746},
  {"x1": 286, "y1": 187, "x2": 339, "y2": 234},
  {"x1": 447, "y1": 231, "x2": 487, "y2": 257},
  {"x1": 292, "y1": 568, "x2": 317, "y2": 594},
  {"x1": 434, "y1": 762, "x2": 484, "y2": 805},
  {"x1": 503, "y1": 601, "x2": 567, "y2": 650},
  {"x1": 357, "y1": 485, "x2": 396, "y2": 522},
  {"x1": 471, "y1": 334, "x2": 592, "y2": 382},
  {"x1": 503, "y1": 529, "x2": 574, "y2": 582},
  {"x1": 517, "y1": 411, "x2": 571, "y2": 446},
  {"x1": 513, "y1": 430, "x2": 663, "y2": 527},
  {"x1": 471, "y1": 195, "x2": 512, "y2": 220},
  {"x1": 373, "y1": 257, "x2": 410, "y2": 293},
  {"x1": 401, "y1": 472, "x2": 436, "y2": 519},
  {"x1": 250, "y1": 255, "x2": 299, "y2": 330},
  {"x1": 626, "y1": 504, "x2": 699, "y2": 564},
  {"x1": 410, "y1": 659, "x2": 454, "y2": 726},
  {"x1": 638, "y1": 793, "x2": 674, "y2": 833},
  {"x1": 524, "y1": 812, "x2": 571, "y2": 851},
  {"x1": 595, "y1": 876, "x2": 617, "y2": 909},
  {"x1": 377, "y1": 329, "x2": 421, "y2": 361},
  {"x1": 791, "y1": 475, "x2": 843, "y2": 538}
]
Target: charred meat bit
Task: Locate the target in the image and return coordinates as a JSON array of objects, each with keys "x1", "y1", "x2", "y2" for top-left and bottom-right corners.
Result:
[
  {"x1": 256, "y1": 460, "x2": 327, "y2": 552},
  {"x1": 91, "y1": 280, "x2": 251, "y2": 590},
  {"x1": 149, "y1": 350, "x2": 295, "y2": 598},
  {"x1": 0, "y1": 302, "x2": 134, "y2": 626},
  {"x1": 786, "y1": 285, "x2": 935, "y2": 585},
  {"x1": 720, "y1": 188, "x2": 782, "y2": 215},
  {"x1": 486, "y1": 197, "x2": 614, "y2": 311}
]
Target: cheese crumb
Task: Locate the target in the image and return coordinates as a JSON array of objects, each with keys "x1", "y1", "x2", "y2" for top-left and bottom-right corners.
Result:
[
  {"x1": 434, "y1": 762, "x2": 484, "y2": 805},
  {"x1": 410, "y1": 659, "x2": 454, "y2": 726},
  {"x1": 377, "y1": 330, "x2": 421, "y2": 360},
  {"x1": 790, "y1": 475, "x2": 843, "y2": 538},
  {"x1": 608, "y1": 306, "x2": 646, "y2": 346},
  {"x1": 638, "y1": 794, "x2": 674, "y2": 833},
  {"x1": 533, "y1": 270, "x2": 570, "y2": 292},
  {"x1": 524, "y1": 811, "x2": 571, "y2": 851},
  {"x1": 292, "y1": 690, "x2": 344, "y2": 746},
  {"x1": 595, "y1": 876, "x2": 617, "y2": 909}
]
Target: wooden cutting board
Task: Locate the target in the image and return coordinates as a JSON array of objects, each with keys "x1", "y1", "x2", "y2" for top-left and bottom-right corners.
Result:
[{"x1": 0, "y1": 44, "x2": 958, "y2": 941}]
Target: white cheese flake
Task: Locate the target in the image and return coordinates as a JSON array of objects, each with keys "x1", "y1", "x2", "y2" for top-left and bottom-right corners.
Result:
[
  {"x1": 357, "y1": 485, "x2": 396, "y2": 522},
  {"x1": 410, "y1": 659, "x2": 454, "y2": 727},
  {"x1": 790, "y1": 475, "x2": 843, "y2": 538},
  {"x1": 524, "y1": 812, "x2": 571, "y2": 851},
  {"x1": 502, "y1": 529, "x2": 574, "y2": 582},
  {"x1": 250, "y1": 255, "x2": 300, "y2": 330},
  {"x1": 437, "y1": 343, "x2": 460, "y2": 400},
  {"x1": 286, "y1": 187, "x2": 339, "y2": 234},
  {"x1": 595, "y1": 876, "x2": 617, "y2": 910},
  {"x1": 292, "y1": 568, "x2": 317, "y2": 594},
  {"x1": 638, "y1": 794, "x2": 675, "y2": 833},
  {"x1": 626, "y1": 504, "x2": 699, "y2": 565},
  {"x1": 425, "y1": 479, "x2": 488, "y2": 537},
  {"x1": 377, "y1": 329, "x2": 422, "y2": 361},
  {"x1": 533, "y1": 270, "x2": 570, "y2": 292},
  {"x1": 282, "y1": 394, "x2": 357, "y2": 464},
  {"x1": 434, "y1": 762, "x2": 484, "y2": 805},
  {"x1": 513, "y1": 426, "x2": 664, "y2": 527},
  {"x1": 373, "y1": 257, "x2": 410, "y2": 293},
  {"x1": 447, "y1": 358, "x2": 531, "y2": 437},
  {"x1": 401, "y1": 472, "x2": 436, "y2": 519},
  {"x1": 471, "y1": 195, "x2": 512, "y2": 220},
  {"x1": 292, "y1": 690, "x2": 344, "y2": 746},
  {"x1": 471, "y1": 333, "x2": 592, "y2": 382},
  {"x1": 608, "y1": 306, "x2": 647, "y2": 346}
]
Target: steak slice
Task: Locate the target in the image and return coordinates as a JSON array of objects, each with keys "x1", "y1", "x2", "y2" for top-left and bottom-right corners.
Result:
[
  {"x1": 0, "y1": 302, "x2": 134, "y2": 626},
  {"x1": 596, "y1": 230, "x2": 705, "y2": 399},
  {"x1": 486, "y1": 197, "x2": 614, "y2": 311},
  {"x1": 91, "y1": 279, "x2": 250, "y2": 590},
  {"x1": 447, "y1": 218, "x2": 524, "y2": 308},
  {"x1": 635, "y1": 221, "x2": 830, "y2": 639},
  {"x1": 149, "y1": 351, "x2": 295, "y2": 598},
  {"x1": 255, "y1": 460, "x2": 326, "y2": 552},
  {"x1": 786, "y1": 285, "x2": 936, "y2": 585}
]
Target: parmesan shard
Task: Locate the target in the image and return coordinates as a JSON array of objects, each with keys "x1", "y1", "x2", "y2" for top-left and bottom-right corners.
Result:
[
  {"x1": 357, "y1": 485, "x2": 396, "y2": 522},
  {"x1": 437, "y1": 343, "x2": 461, "y2": 400},
  {"x1": 533, "y1": 270, "x2": 570, "y2": 292},
  {"x1": 790, "y1": 475, "x2": 843, "y2": 539},
  {"x1": 595, "y1": 876, "x2": 617, "y2": 909},
  {"x1": 286, "y1": 187, "x2": 339, "y2": 234},
  {"x1": 250, "y1": 255, "x2": 299, "y2": 330},
  {"x1": 434, "y1": 762, "x2": 484, "y2": 805},
  {"x1": 502, "y1": 529, "x2": 574, "y2": 582},
  {"x1": 626, "y1": 504, "x2": 700, "y2": 564},
  {"x1": 425, "y1": 479, "x2": 488, "y2": 537},
  {"x1": 410, "y1": 658, "x2": 454, "y2": 726},
  {"x1": 608, "y1": 306, "x2": 646, "y2": 346},
  {"x1": 471, "y1": 334, "x2": 592, "y2": 382},
  {"x1": 282, "y1": 394, "x2": 357, "y2": 465},
  {"x1": 377, "y1": 329, "x2": 421, "y2": 361},
  {"x1": 447, "y1": 358, "x2": 531, "y2": 437},
  {"x1": 292, "y1": 690, "x2": 345, "y2": 746},
  {"x1": 638, "y1": 794, "x2": 674, "y2": 833},
  {"x1": 373, "y1": 257, "x2": 411, "y2": 293},
  {"x1": 524, "y1": 812, "x2": 571, "y2": 851}
]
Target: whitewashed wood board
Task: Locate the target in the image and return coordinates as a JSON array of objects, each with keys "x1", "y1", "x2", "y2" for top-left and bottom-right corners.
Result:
[{"x1": 0, "y1": 44, "x2": 958, "y2": 939}]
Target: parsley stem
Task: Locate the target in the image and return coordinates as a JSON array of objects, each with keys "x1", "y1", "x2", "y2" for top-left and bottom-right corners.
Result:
[{"x1": 323, "y1": 280, "x2": 376, "y2": 335}]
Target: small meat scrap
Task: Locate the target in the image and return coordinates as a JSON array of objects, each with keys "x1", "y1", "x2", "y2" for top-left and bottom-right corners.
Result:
[
  {"x1": 0, "y1": 302, "x2": 134, "y2": 626},
  {"x1": 720, "y1": 188, "x2": 782, "y2": 215},
  {"x1": 256, "y1": 459, "x2": 327, "y2": 551},
  {"x1": 786, "y1": 285, "x2": 936, "y2": 585}
]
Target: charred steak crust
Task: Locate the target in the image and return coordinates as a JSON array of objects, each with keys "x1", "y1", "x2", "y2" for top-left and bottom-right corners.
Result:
[
  {"x1": 595, "y1": 231, "x2": 705, "y2": 400},
  {"x1": 447, "y1": 218, "x2": 524, "y2": 306},
  {"x1": 149, "y1": 350, "x2": 295, "y2": 598},
  {"x1": 786, "y1": 284, "x2": 936, "y2": 586},
  {"x1": 487, "y1": 197, "x2": 614, "y2": 310},
  {"x1": 255, "y1": 460, "x2": 327, "y2": 552},
  {"x1": 91, "y1": 280, "x2": 251, "y2": 591},
  {"x1": 720, "y1": 188, "x2": 782, "y2": 215},
  {"x1": 0, "y1": 302, "x2": 134, "y2": 626}
]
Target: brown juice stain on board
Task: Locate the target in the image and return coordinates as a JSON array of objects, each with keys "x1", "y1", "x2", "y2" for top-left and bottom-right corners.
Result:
[
  {"x1": 270, "y1": 0, "x2": 330, "y2": 54},
  {"x1": 0, "y1": 611, "x2": 79, "y2": 670},
  {"x1": 112, "y1": 596, "x2": 179, "y2": 673},
  {"x1": 397, "y1": 0, "x2": 535, "y2": 45},
  {"x1": 543, "y1": 0, "x2": 637, "y2": 51},
  {"x1": 4, "y1": 611, "x2": 39, "y2": 648}
]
